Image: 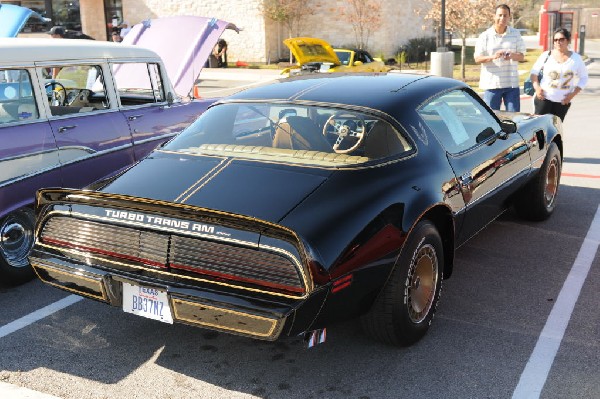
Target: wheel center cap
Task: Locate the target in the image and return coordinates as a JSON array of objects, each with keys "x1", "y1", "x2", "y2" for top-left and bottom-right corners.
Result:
[
  {"x1": 413, "y1": 276, "x2": 421, "y2": 290},
  {"x1": 1, "y1": 223, "x2": 25, "y2": 244}
]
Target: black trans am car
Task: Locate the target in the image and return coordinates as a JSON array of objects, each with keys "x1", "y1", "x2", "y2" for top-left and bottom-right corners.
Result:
[{"x1": 29, "y1": 73, "x2": 563, "y2": 347}]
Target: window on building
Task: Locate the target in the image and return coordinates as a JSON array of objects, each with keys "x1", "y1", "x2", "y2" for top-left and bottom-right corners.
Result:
[{"x1": 51, "y1": 0, "x2": 81, "y2": 30}]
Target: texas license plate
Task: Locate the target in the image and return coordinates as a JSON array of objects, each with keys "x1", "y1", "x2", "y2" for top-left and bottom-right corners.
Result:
[{"x1": 122, "y1": 282, "x2": 173, "y2": 324}]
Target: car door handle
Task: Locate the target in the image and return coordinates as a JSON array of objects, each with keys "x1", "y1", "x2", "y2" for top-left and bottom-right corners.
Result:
[
  {"x1": 128, "y1": 115, "x2": 144, "y2": 121},
  {"x1": 58, "y1": 125, "x2": 76, "y2": 133}
]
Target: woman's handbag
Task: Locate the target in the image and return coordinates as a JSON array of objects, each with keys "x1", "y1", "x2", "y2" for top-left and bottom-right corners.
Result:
[{"x1": 524, "y1": 51, "x2": 550, "y2": 96}]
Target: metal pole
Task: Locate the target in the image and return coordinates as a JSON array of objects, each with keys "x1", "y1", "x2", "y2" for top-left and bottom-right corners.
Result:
[
  {"x1": 579, "y1": 25, "x2": 586, "y2": 56},
  {"x1": 439, "y1": 0, "x2": 447, "y2": 52}
]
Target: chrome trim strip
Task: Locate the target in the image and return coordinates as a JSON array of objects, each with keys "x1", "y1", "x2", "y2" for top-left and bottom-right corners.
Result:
[
  {"x1": 47, "y1": 108, "x2": 118, "y2": 120},
  {"x1": 0, "y1": 163, "x2": 61, "y2": 188},
  {"x1": 132, "y1": 132, "x2": 177, "y2": 146},
  {"x1": 452, "y1": 165, "x2": 531, "y2": 215},
  {"x1": 0, "y1": 143, "x2": 133, "y2": 189},
  {"x1": 0, "y1": 118, "x2": 46, "y2": 128},
  {"x1": 56, "y1": 143, "x2": 133, "y2": 166},
  {"x1": 0, "y1": 148, "x2": 60, "y2": 163}
]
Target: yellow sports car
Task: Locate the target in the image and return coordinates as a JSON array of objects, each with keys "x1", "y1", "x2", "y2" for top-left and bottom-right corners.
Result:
[{"x1": 282, "y1": 37, "x2": 389, "y2": 76}]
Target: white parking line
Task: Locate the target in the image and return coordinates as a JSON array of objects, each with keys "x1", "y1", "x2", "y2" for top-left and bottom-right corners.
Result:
[
  {"x1": 0, "y1": 295, "x2": 82, "y2": 339},
  {"x1": 512, "y1": 205, "x2": 600, "y2": 398},
  {"x1": 0, "y1": 382, "x2": 62, "y2": 399}
]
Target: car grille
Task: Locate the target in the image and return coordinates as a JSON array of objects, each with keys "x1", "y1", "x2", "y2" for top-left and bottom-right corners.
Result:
[{"x1": 40, "y1": 216, "x2": 305, "y2": 295}]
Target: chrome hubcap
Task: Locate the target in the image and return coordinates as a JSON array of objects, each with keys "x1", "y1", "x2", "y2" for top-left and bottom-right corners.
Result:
[{"x1": 0, "y1": 212, "x2": 34, "y2": 268}]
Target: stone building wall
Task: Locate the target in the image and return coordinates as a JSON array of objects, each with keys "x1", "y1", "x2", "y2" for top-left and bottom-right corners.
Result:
[
  {"x1": 580, "y1": 8, "x2": 600, "y2": 38},
  {"x1": 117, "y1": 0, "x2": 432, "y2": 64},
  {"x1": 79, "y1": 0, "x2": 108, "y2": 40},
  {"x1": 122, "y1": 0, "x2": 267, "y2": 64},
  {"x1": 299, "y1": 0, "x2": 431, "y2": 59}
]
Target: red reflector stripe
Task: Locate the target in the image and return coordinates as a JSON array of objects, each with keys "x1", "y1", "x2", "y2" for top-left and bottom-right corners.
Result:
[
  {"x1": 170, "y1": 263, "x2": 305, "y2": 294},
  {"x1": 42, "y1": 237, "x2": 166, "y2": 269},
  {"x1": 332, "y1": 274, "x2": 353, "y2": 293}
]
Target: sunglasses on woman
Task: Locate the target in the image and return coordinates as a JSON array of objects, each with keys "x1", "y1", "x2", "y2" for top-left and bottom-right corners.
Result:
[{"x1": 553, "y1": 37, "x2": 567, "y2": 42}]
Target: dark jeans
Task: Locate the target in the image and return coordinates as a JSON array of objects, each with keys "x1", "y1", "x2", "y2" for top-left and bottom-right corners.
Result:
[
  {"x1": 483, "y1": 88, "x2": 521, "y2": 112},
  {"x1": 534, "y1": 97, "x2": 571, "y2": 121}
]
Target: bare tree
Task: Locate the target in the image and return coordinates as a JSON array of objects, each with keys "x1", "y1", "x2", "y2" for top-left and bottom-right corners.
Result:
[
  {"x1": 338, "y1": 0, "x2": 382, "y2": 49},
  {"x1": 416, "y1": 0, "x2": 498, "y2": 80},
  {"x1": 260, "y1": 0, "x2": 313, "y2": 38}
]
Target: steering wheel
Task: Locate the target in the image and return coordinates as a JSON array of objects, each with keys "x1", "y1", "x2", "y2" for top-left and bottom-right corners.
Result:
[
  {"x1": 45, "y1": 81, "x2": 67, "y2": 106},
  {"x1": 322, "y1": 112, "x2": 366, "y2": 154}
]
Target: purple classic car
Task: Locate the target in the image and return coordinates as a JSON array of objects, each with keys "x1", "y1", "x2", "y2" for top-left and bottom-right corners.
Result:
[{"x1": 0, "y1": 16, "x2": 238, "y2": 285}]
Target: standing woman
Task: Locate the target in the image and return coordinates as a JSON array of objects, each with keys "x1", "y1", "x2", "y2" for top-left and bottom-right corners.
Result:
[{"x1": 530, "y1": 28, "x2": 588, "y2": 121}]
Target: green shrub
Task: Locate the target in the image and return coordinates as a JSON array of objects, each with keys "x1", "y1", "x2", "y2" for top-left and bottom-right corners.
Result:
[{"x1": 397, "y1": 37, "x2": 436, "y2": 63}]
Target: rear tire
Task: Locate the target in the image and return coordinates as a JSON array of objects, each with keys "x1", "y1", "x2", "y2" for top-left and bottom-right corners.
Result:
[
  {"x1": 361, "y1": 220, "x2": 443, "y2": 346},
  {"x1": 515, "y1": 142, "x2": 561, "y2": 221},
  {"x1": 0, "y1": 208, "x2": 36, "y2": 285}
]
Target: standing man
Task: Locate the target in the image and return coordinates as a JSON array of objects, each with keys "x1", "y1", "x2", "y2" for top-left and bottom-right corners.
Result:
[{"x1": 474, "y1": 4, "x2": 526, "y2": 111}]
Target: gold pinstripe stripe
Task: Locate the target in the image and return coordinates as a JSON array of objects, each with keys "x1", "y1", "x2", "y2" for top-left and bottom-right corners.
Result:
[
  {"x1": 174, "y1": 157, "x2": 229, "y2": 203},
  {"x1": 177, "y1": 158, "x2": 233, "y2": 204}
]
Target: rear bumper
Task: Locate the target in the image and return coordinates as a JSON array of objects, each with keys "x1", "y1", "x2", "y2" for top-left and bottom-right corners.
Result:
[{"x1": 30, "y1": 250, "x2": 289, "y2": 340}]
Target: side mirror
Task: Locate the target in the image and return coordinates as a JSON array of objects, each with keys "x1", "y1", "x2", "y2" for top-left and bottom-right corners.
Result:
[
  {"x1": 167, "y1": 92, "x2": 174, "y2": 106},
  {"x1": 353, "y1": 61, "x2": 363, "y2": 66},
  {"x1": 500, "y1": 120, "x2": 517, "y2": 133},
  {"x1": 476, "y1": 127, "x2": 496, "y2": 143}
]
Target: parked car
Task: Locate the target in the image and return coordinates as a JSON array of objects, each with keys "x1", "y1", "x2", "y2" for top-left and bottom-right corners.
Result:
[
  {"x1": 0, "y1": 3, "x2": 49, "y2": 37},
  {"x1": 29, "y1": 73, "x2": 563, "y2": 347},
  {"x1": 334, "y1": 48, "x2": 384, "y2": 68},
  {"x1": 0, "y1": 37, "x2": 221, "y2": 285},
  {"x1": 282, "y1": 37, "x2": 389, "y2": 76}
]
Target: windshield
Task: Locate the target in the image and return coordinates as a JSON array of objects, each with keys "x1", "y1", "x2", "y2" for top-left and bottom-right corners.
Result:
[
  {"x1": 164, "y1": 102, "x2": 412, "y2": 167},
  {"x1": 335, "y1": 50, "x2": 351, "y2": 65}
]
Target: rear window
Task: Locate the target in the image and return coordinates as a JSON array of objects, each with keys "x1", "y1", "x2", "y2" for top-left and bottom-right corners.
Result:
[{"x1": 164, "y1": 102, "x2": 412, "y2": 167}]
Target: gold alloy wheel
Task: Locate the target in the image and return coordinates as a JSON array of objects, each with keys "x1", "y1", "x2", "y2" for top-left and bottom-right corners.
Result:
[
  {"x1": 544, "y1": 157, "x2": 559, "y2": 208},
  {"x1": 407, "y1": 244, "x2": 438, "y2": 323}
]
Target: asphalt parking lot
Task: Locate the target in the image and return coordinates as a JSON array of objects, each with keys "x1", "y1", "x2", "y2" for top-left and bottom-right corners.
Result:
[{"x1": 1, "y1": 41, "x2": 599, "y2": 399}]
